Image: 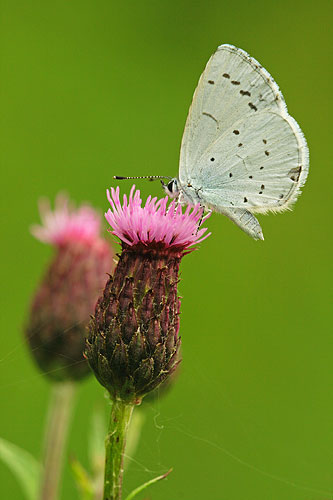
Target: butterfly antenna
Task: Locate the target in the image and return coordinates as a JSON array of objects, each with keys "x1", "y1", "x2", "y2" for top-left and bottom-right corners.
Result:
[{"x1": 114, "y1": 175, "x2": 172, "y2": 182}]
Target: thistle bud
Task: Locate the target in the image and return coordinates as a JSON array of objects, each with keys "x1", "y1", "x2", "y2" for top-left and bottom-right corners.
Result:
[
  {"x1": 26, "y1": 194, "x2": 114, "y2": 381},
  {"x1": 85, "y1": 186, "x2": 210, "y2": 403}
]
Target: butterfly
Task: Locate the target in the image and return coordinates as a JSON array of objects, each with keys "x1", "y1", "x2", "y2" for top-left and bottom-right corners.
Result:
[{"x1": 115, "y1": 44, "x2": 309, "y2": 240}]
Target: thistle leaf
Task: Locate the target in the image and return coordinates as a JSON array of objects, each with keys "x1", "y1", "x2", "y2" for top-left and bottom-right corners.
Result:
[
  {"x1": 124, "y1": 468, "x2": 172, "y2": 500},
  {"x1": 0, "y1": 437, "x2": 41, "y2": 500},
  {"x1": 70, "y1": 457, "x2": 94, "y2": 500}
]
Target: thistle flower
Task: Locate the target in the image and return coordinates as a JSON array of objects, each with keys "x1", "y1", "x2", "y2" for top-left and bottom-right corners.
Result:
[
  {"x1": 25, "y1": 194, "x2": 114, "y2": 381},
  {"x1": 85, "y1": 186, "x2": 210, "y2": 403}
]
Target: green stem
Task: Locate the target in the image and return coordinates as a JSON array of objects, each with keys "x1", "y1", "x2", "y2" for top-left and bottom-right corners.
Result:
[
  {"x1": 103, "y1": 400, "x2": 134, "y2": 500},
  {"x1": 40, "y1": 381, "x2": 76, "y2": 500}
]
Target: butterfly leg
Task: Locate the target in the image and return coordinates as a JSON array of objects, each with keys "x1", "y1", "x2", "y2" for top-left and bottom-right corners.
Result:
[
  {"x1": 194, "y1": 207, "x2": 212, "y2": 234},
  {"x1": 201, "y1": 209, "x2": 212, "y2": 223},
  {"x1": 197, "y1": 207, "x2": 212, "y2": 228}
]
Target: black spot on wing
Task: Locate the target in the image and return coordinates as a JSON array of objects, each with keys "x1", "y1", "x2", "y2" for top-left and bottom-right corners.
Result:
[
  {"x1": 233, "y1": 130, "x2": 240, "y2": 135},
  {"x1": 231, "y1": 80, "x2": 240, "y2": 85},
  {"x1": 288, "y1": 166, "x2": 302, "y2": 182},
  {"x1": 222, "y1": 73, "x2": 230, "y2": 78},
  {"x1": 240, "y1": 90, "x2": 251, "y2": 96},
  {"x1": 249, "y1": 102, "x2": 258, "y2": 111},
  {"x1": 208, "y1": 80, "x2": 215, "y2": 85}
]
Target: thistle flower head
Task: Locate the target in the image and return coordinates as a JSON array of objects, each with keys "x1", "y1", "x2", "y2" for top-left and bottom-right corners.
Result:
[
  {"x1": 31, "y1": 194, "x2": 101, "y2": 246},
  {"x1": 26, "y1": 194, "x2": 114, "y2": 381},
  {"x1": 105, "y1": 185, "x2": 210, "y2": 252},
  {"x1": 86, "y1": 186, "x2": 210, "y2": 403}
]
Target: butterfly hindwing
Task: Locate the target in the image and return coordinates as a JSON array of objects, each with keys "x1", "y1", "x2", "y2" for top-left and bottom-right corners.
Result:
[{"x1": 189, "y1": 110, "x2": 308, "y2": 213}]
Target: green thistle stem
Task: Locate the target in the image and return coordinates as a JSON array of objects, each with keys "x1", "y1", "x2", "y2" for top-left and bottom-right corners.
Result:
[
  {"x1": 40, "y1": 381, "x2": 76, "y2": 500},
  {"x1": 103, "y1": 400, "x2": 134, "y2": 500}
]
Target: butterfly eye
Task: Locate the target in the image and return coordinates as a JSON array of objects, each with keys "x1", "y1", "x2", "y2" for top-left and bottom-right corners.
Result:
[
  {"x1": 164, "y1": 179, "x2": 180, "y2": 198},
  {"x1": 167, "y1": 181, "x2": 174, "y2": 192},
  {"x1": 167, "y1": 180, "x2": 179, "y2": 194}
]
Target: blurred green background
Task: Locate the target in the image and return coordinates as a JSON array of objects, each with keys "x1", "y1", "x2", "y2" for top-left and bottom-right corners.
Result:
[{"x1": 1, "y1": 0, "x2": 332, "y2": 498}]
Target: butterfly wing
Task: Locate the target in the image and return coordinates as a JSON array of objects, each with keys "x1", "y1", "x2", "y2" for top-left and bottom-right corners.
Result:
[
  {"x1": 179, "y1": 44, "x2": 308, "y2": 214},
  {"x1": 191, "y1": 110, "x2": 308, "y2": 213}
]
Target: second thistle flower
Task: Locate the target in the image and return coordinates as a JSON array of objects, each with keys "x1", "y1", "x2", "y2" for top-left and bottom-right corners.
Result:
[
  {"x1": 26, "y1": 195, "x2": 114, "y2": 381},
  {"x1": 86, "y1": 186, "x2": 210, "y2": 404}
]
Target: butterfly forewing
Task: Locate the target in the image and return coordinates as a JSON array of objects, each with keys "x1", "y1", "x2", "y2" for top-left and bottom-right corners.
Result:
[{"x1": 180, "y1": 44, "x2": 287, "y2": 182}]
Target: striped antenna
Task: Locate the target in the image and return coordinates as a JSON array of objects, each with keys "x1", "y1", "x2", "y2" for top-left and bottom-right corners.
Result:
[{"x1": 113, "y1": 175, "x2": 172, "y2": 182}]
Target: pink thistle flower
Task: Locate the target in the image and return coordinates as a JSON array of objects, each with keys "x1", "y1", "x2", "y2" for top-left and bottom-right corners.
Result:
[
  {"x1": 86, "y1": 186, "x2": 210, "y2": 403},
  {"x1": 31, "y1": 193, "x2": 102, "y2": 247},
  {"x1": 26, "y1": 194, "x2": 114, "y2": 381},
  {"x1": 105, "y1": 185, "x2": 210, "y2": 252}
]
